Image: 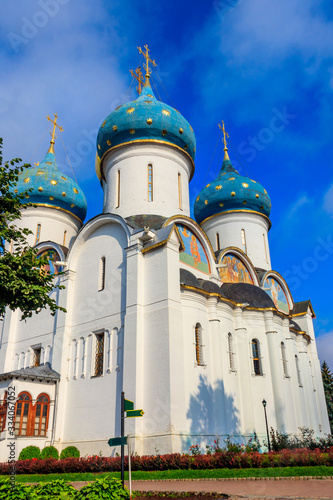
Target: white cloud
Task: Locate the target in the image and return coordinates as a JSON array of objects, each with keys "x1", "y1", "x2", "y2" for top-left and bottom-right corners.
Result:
[
  {"x1": 287, "y1": 194, "x2": 311, "y2": 218},
  {"x1": 316, "y1": 330, "x2": 333, "y2": 370},
  {"x1": 323, "y1": 184, "x2": 333, "y2": 216}
]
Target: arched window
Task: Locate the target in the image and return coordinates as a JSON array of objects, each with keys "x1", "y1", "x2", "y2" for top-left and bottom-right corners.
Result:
[
  {"x1": 228, "y1": 333, "x2": 235, "y2": 371},
  {"x1": 281, "y1": 342, "x2": 288, "y2": 377},
  {"x1": 35, "y1": 224, "x2": 41, "y2": 245},
  {"x1": 0, "y1": 392, "x2": 7, "y2": 433},
  {"x1": 63, "y1": 230, "x2": 67, "y2": 246},
  {"x1": 99, "y1": 257, "x2": 106, "y2": 291},
  {"x1": 216, "y1": 233, "x2": 220, "y2": 251},
  {"x1": 295, "y1": 355, "x2": 302, "y2": 387},
  {"x1": 195, "y1": 323, "x2": 204, "y2": 366},
  {"x1": 15, "y1": 392, "x2": 33, "y2": 436},
  {"x1": 148, "y1": 164, "x2": 153, "y2": 202},
  {"x1": 34, "y1": 394, "x2": 50, "y2": 437},
  {"x1": 178, "y1": 173, "x2": 182, "y2": 210},
  {"x1": 241, "y1": 229, "x2": 247, "y2": 253},
  {"x1": 116, "y1": 170, "x2": 120, "y2": 208},
  {"x1": 252, "y1": 339, "x2": 262, "y2": 375}
]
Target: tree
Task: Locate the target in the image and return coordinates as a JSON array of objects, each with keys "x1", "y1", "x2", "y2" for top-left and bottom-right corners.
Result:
[
  {"x1": 321, "y1": 361, "x2": 333, "y2": 433},
  {"x1": 0, "y1": 138, "x2": 66, "y2": 319}
]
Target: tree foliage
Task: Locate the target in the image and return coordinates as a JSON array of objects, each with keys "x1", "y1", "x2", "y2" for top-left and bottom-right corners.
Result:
[
  {"x1": 0, "y1": 138, "x2": 66, "y2": 319},
  {"x1": 322, "y1": 361, "x2": 333, "y2": 432}
]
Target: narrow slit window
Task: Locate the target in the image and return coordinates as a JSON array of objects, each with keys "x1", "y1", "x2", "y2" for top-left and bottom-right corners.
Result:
[
  {"x1": 94, "y1": 333, "x2": 105, "y2": 377},
  {"x1": 252, "y1": 339, "x2": 262, "y2": 375},
  {"x1": 178, "y1": 173, "x2": 182, "y2": 210},
  {"x1": 33, "y1": 347, "x2": 41, "y2": 367},
  {"x1": 228, "y1": 333, "x2": 235, "y2": 371},
  {"x1": 241, "y1": 229, "x2": 247, "y2": 253},
  {"x1": 281, "y1": 342, "x2": 288, "y2": 377},
  {"x1": 295, "y1": 355, "x2": 302, "y2": 387},
  {"x1": 116, "y1": 170, "x2": 120, "y2": 208},
  {"x1": 263, "y1": 234, "x2": 268, "y2": 263},
  {"x1": 35, "y1": 224, "x2": 41, "y2": 245},
  {"x1": 195, "y1": 323, "x2": 204, "y2": 366},
  {"x1": 216, "y1": 233, "x2": 220, "y2": 251},
  {"x1": 63, "y1": 230, "x2": 67, "y2": 246},
  {"x1": 99, "y1": 257, "x2": 106, "y2": 291},
  {"x1": 148, "y1": 164, "x2": 153, "y2": 202}
]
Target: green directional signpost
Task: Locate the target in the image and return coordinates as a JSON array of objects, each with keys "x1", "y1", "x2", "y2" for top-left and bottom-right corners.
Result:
[
  {"x1": 108, "y1": 436, "x2": 127, "y2": 447},
  {"x1": 126, "y1": 409, "x2": 144, "y2": 417}
]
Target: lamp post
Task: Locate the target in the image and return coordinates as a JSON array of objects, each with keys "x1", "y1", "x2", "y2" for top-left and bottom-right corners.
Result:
[{"x1": 262, "y1": 399, "x2": 271, "y2": 452}]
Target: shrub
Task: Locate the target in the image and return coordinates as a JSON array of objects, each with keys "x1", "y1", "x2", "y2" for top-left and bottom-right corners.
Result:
[
  {"x1": 18, "y1": 445, "x2": 41, "y2": 461},
  {"x1": 60, "y1": 446, "x2": 80, "y2": 459},
  {"x1": 0, "y1": 478, "x2": 38, "y2": 499},
  {"x1": 41, "y1": 446, "x2": 59, "y2": 460},
  {"x1": 76, "y1": 477, "x2": 129, "y2": 500},
  {"x1": 34, "y1": 479, "x2": 76, "y2": 498}
]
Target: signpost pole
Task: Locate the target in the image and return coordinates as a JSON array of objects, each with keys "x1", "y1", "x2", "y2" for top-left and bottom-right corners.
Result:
[
  {"x1": 128, "y1": 435, "x2": 132, "y2": 499},
  {"x1": 121, "y1": 391, "x2": 125, "y2": 488}
]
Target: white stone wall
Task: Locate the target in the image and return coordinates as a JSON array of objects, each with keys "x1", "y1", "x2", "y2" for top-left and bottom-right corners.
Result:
[
  {"x1": 202, "y1": 212, "x2": 271, "y2": 270},
  {"x1": 102, "y1": 143, "x2": 193, "y2": 219}
]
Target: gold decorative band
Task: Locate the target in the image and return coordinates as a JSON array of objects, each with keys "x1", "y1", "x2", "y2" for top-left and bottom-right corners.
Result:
[{"x1": 27, "y1": 203, "x2": 83, "y2": 224}]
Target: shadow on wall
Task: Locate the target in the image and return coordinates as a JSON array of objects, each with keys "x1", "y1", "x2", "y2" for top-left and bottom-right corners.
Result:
[{"x1": 183, "y1": 374, "x2": 240, "y2": 452}]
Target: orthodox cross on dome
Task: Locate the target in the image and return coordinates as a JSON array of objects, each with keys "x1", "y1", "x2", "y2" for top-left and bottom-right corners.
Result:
[
  {"x1": 137, "y1": 45, "x2": 157, "y2": 83},
  {"x1": 46, "y1": 113, "x2": 63, "y2": 154},
  {"x1": 218, "y1": 120, "x2": 230, "y2": 161},
  {"x1": 129, "y1": 66, "x2": 144, "y2": 95}
]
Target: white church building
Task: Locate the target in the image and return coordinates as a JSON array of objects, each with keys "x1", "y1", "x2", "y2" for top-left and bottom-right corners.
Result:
[{"x1": 0, "y1": 51, "x2": 330, "y2": 459}]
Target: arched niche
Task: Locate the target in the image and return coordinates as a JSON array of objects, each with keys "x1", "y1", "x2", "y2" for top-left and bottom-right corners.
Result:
[
  {"x1": 163, "y1": 215, "x2": 216, "y2": 277},
  {"x1": 260, "y1": 271, "x2": 294, "y2": 314},
  {"x1": 217, "y1": 247, "x2": 259, "y2": 286}
]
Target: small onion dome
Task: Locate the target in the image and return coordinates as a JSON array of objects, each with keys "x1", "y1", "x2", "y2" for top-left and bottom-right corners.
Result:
[
  {"x1": 96, "y1": 79, "x2": 196, "y2": 180},
  {"x1": 11, "y1": 148, "x2": 87, "y2": 223},
  {"x1": 194, "y1": 156, "x2": 271, "y2": 225}
]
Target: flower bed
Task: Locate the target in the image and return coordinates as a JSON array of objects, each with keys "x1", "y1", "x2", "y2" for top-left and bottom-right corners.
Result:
[{"x1": 0, "y1": 448, "x2": 332, "y2": 475}]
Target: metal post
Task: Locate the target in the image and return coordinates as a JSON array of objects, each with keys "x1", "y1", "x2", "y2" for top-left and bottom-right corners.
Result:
[
  {"x1": 262, "y1": 399, "x2": 271, "y2": 452},
  {"x1": 121, "y1": 391, "x2": 125, "y2": 487},
  {"x1": 128, "y1": 435, "x2": 132, "y2": 499}
]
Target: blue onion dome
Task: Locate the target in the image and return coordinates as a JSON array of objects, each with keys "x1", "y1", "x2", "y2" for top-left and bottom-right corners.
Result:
[
  {"x1": 194, "y1": 148, "x2": 271, "y2": 225},
  {"x1": 11, "y1": 144, "x2": 87, "y2": 223},
  {"x1": 96, "y1": 77, "x2": 196, "y2": 180}
]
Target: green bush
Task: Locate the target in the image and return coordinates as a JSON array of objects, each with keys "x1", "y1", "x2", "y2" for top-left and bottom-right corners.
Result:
[
  {"x1": 41, "y1": 446, "x2": 59, "y2": 460},
  {"x1": 34, "y1": 479, "x2": 76, "y2": 498},
  {"x1": 0, "y1": 478, "x2": 38, "y2": 499},
  {"x1": 60, "y1": 445, "x2": 80, "y2": 459},
  {"x1": 18, "y1": 445, "x2": 41, "y2": 461},
  {"x1": 76, "y1": 477, "x2": 129, "y2": 500}
]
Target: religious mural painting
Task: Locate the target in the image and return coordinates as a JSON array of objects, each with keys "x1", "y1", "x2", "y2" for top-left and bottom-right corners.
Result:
[
  {"x1": 218, "y1": 253, "x2": 253, "y2": 284},
  {"x1": 264, "y1": 276, "x2": 289, "y2": 313},
  {"x1": 37, "y1": 250, "x2": 61, "y2": 275},
  {"x1": 177, "y1": 224, "x2": 210, "y2": 274}
]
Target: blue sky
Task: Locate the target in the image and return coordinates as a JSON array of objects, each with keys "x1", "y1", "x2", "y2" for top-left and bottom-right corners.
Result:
[{"x1": 1, "y1": 0, "x2": 333, "y2": 368}]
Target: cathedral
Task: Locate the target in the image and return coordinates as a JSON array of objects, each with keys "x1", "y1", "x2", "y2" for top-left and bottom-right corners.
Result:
[{"x1": 0, "y1": 47, "x2": 330, "y2": 459}]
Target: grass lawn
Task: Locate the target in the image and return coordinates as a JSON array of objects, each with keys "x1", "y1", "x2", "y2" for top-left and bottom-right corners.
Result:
[{"x1": 3, "y1": 466, "x2": 333, "y2": 483}]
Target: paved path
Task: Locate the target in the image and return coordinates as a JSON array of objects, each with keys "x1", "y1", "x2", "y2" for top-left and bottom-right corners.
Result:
[{"x1": 127, "y1": 478, "x2": 333, "y2": 499}]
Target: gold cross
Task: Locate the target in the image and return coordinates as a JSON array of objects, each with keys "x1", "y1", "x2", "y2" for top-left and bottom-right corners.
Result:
[
  {"x1": 129, "y1": 66, "x2": 144, "y2": 95},
  {"x1": 218, "y1": 120, "x2": 230, "y2": 161},
  {"x1": 46, "y1": 113, "x2": 64, "y2": 153},
  {"x1": 137, "y1": 45, "x2": 157, "y2": 79}
]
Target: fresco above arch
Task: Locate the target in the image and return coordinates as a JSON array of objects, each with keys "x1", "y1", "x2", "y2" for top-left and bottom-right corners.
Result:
[
  {"x1": 177, "y1": 224, "x2": 210, "y2": 275},
  {"x1": 218, "y1": 253, "x2": 253, "y2": 284},
  {"x1": 37, "y1": 250, "x2": 62, "y2": 275},
  {"x1": 263, "y1": 276, "x2": 289, "y2": 313}
]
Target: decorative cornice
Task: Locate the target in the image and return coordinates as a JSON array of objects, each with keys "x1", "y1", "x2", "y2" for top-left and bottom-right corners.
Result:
[{"x1": 200, "y1": 209, "x2": 272, "y2": 229}]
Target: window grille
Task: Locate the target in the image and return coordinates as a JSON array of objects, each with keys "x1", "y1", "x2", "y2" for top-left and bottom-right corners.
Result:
[
  {"x1": 252, "y1": 339, "x2": 262, "y2": 375},
  {"x1": 99, "y1": 257, "x2": 106, "y2": 291},
  {"x1": 281, "y1": 342, "x2": 288, "y2": 377},
  {"x1": 195, "y1": 323, "x2": 204, "y2": 366},
  {"x1": 295, "y1": 355, "x2": 302, "y2": 387},
  {"x1": 241, "y1": 229, "x2": 247, "y2": 253},
  {"x1": 35, "y1": 224, "x2": 41, "y2": 245},
  {"x1": 228, "y1": 333, "x2": 235, "y2": 371},
  {"x1": 34, "y1": 394, "x2": 50, "y2": 437},
  {"x1": 94, "y1": 333, "x2": 104, "y2": 376},
  {"x1": 148, "y1": 164, "x2": 153, "y2": 201}
]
